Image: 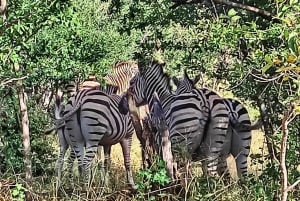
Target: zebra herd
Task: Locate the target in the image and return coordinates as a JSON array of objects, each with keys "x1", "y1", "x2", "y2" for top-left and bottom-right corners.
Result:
[{"x1": 48, "y1": 60, "x2": 261, "y2": 189}]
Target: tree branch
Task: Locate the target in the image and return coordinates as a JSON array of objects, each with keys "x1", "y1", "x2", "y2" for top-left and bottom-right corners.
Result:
[
  {"x1": 0, "y1": 0, "x2": 7, "y2": 20},
  {"x1": 280, "y1": 105, "x2": 299, "y2": 201},
  {"x1": 170, "y1": 0, "x2": 280, "y2": 23},
  {"x1": 0, "y1": 76, "x2": 28, "y2": 87}
]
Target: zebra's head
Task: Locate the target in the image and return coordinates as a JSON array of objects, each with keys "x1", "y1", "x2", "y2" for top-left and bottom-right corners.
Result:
[
  {"x1": 129, "y1": 60, "x2": 169, "y2": 107},
  {"x1": 172, "y1": 69, "x2": 201, "y2": 94},
  {"x1": 104, "y1": 61, "x2": 139, "y2": 95}
]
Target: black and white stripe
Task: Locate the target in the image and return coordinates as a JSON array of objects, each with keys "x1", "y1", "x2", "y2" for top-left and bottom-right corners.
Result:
[
  {"x1": 104, "y1": 61, "x2": 139, "y2": 95},
  {"x1": 123, "y1": 61, "x2": 226, "y2": 176},
  {"x1": 53, "y1": 81, "x2": 137, "y2": 187},
  {"x1": 55, "y1": 87, "x2": 135, "y2": 188},
  {"x1": 172, "y1": 71, "x2": 259, "y2": 178}
]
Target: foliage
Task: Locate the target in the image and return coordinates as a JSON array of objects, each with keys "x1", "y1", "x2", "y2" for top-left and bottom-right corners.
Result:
[
  {"x1": 0, "y1": 0, "x2": 299, "y2": 199},
  {"x1": 11, "y1": 183, "x2": 26, "y2": 201},
  {"x1": 136, "y1": 157, "x2": 171, "y2": 199}
]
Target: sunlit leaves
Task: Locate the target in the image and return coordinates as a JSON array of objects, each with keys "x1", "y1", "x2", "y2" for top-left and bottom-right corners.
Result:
[{"x1": 228, "y1": 8, "x2": 238, "y2": 17}]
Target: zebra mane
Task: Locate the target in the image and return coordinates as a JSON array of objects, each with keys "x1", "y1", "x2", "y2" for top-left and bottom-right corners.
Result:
[
  {"x1": 145, "y1": 60, "x2": 172, "y2": 92},
  {"x1": 113, "y1": 61, "x2": 137, "y2": 69},
  {"x1": 163, "y1": 72, "x2": 172, "y2": 92}
]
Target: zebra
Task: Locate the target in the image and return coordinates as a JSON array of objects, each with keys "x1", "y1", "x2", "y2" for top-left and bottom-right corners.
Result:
[
  {"x1": 104, "y1": 60, "x2": 149, "y2": 117},
  {"x1": 104, "y1": 61, "x2": 152, "y2": 168},
  {"x1": 54, "y1": 87, "x2": 136, "y2": 189},
  {"x1": 47, "y1": 81, "x2": 119, "y2": 186},
  {"x1": 120, "y1": 60, "x2": 227, "y2": 177},
  {"x1": 172, "y1": 70, "x2": 262, "y2": 178},
  {"x1": 104, "y1": 61, "x2": 139, "y2": 95}
]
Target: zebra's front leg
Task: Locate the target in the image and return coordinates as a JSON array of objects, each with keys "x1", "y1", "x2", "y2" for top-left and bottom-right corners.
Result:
[
  {"x1": 56, "y1": 146, "x2": 67, "y2": 187},
  {"x1": 120, "y1": 135, "x2": 136, "y2": 190},
  {"x1": 65, "y1": 149, "x2": 76, "y2": 180}
]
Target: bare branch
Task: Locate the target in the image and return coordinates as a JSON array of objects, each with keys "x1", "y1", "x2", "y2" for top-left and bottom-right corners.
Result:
[
  {"x1": 280, "y1": 107, "x2": 291, "y2": 201},
  {"x1": 0, "y1": 76, "x2": 29, "y2": 87},
  {"x1": 170, "y1": 0, "x2": 280, "y2": 23},
  {"x1": 250, "y1": 72, "x2": 284, "y2": 83},
  {"x1": 280, "y1": 105, "x2": 299, "y2": 201},
  {"x1": 287, "y1": 179, "x2": 300, "y2": 192}
]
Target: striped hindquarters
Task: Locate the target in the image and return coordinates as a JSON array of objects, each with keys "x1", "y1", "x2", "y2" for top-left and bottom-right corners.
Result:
[
  {"x1": 78, "y1": 89, "x2": 134, "y2": 144},
  {"x1": 167, "y1": 91, "x2": 210, "y2": 155},
  {"x1": 223, "y1": 98, "x2": 252, "y2": 177}
]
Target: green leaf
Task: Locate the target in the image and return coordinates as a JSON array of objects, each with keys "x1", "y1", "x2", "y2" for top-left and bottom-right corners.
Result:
[
  {"x1": 288, "y1": 33, "x2": 299, "y2": 56},
  {"x1": 231, "y1": 15, "x2": 241, "y2": 22},
  {"x1": 262, "y1": 63, "x2": 273, "y2": 74},
  {"x1": 295, "y1": 106, "x2": 300, "y2": 113},
  {"x1": 228, "y1": 8, "x2": 237, "y2": 17},
  {"x1": 290, "y1": 0, "x2": 298, "y2": 5},
  {"x1": 12, "y1": 189, "x2": 19, "y2": 197}
]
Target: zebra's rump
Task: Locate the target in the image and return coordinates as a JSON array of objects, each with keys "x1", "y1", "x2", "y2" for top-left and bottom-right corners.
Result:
[{"x1": 76, "y1": 89, "x2": 134, "y2": 143}]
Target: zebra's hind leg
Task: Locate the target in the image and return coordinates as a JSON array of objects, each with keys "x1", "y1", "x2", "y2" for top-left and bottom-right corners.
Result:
[
  {"x1": 102, "y1": 145, "x2": 111, "y2": 188},
  {"x1": 217, "y1": 126, "x2": 232, "y2": 179},
  {"x1": 217, "y1": 154, "x2": 230, "y2": 179},
  {"x1": 201, "y1": 110, "x2": 229, "y2": 177},
  {"x1": 231, "y1": 128, "x2": 251, "y2": 179},
  {"x1": 83, "y1": 143, "x2": 99, "y2": 187},
  {"x1": 120, "y1": 135, "x2": 136, "y2": 190},
  {"x1": 56, "y1": 129, "x2": 68, "y2": 188}
]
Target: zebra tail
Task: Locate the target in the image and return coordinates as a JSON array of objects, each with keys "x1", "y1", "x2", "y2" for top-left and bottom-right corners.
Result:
[
  {"x1": 232, "y1": 117, "x2": 263, "y2": 131},
  {"x1": 44, "y1": 125, "x2": 56, "y2": 135},
  {"x1": 55, "y1": 88, "x2": 64, "y2": 120}
]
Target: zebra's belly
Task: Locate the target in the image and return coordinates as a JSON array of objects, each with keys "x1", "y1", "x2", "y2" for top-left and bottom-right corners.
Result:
[{"x1": 97, "y1": 131, "x2": 128, "y2": 145}]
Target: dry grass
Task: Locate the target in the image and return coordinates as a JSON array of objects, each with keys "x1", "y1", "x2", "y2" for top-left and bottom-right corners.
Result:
[{"x1": 1, "y1": 129, "x2": 267, "y2": 201}]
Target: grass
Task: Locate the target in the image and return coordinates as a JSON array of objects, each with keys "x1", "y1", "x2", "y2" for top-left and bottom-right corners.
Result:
[{"x1": 1, "y1": 128, "x2": 269, "y2": 201}]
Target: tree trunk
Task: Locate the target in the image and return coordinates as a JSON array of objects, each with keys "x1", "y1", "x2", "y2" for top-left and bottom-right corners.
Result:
[
  {"x1": 280, "y1": 109, "x2": 289, "y2": 201},
  {"x1": 18, "y1": 83, "x2": 32, "y2": 182},
  {"x1": 280, "y1": 106, "x2": 300, "y2": 201},
  {"x1": 257, "y1": 97, "x2": 278, "y2": 163},
  {"x1": 0, "y1": 0, "x2": 7, "y2": 20}
]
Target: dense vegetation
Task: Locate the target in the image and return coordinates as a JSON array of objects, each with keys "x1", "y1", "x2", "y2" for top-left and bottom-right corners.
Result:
[{"x1": 0, "y1": 0, "x2": 299, "y2": 200}]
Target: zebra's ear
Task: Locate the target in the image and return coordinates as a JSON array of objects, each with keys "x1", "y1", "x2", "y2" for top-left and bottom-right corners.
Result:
[
  {"x1": 118, "y1": 94, "x2": 129, "y2": 115},
  {"x1": 172, "y1": 77, "x2": 180, "y2": 87},
  {"x1": 137, "y1": 60, "x2": 146, "y2": 74},
  {"x1": 193, "y1": 74, "x2": 201, "y2": 85},
  {"x1": 183, "y1": 69, "x2": 190, "y2": 80},
  {"x1": 183, "y1": 69, "x2": 194, "y2": 85}
]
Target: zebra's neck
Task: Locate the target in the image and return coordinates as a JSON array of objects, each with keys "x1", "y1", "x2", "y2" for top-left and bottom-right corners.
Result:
[{"x1": 144, "y1": 79, "x2": 174, "y2": 114}]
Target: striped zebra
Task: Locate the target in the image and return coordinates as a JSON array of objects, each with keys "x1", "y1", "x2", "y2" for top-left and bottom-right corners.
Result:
[
  {"x1": 104, "y1": 61, "x2": 152, "y2": 168},
  {"x1": 104, "y1": 61, "x2": 139, "y2": 95},
  {"x1": 120, "y1": 60, "x2": 227, "y2": 176},
  {"x1": 172, "y1": 70, "x2": 261, "y2": 178},
  {"x1": 103, "y1": 60, "x2": 149, "y2": 116},
  {"x1": 54, "y1": 86, "x2": 136, "y2": 188},
  {"x1": 49, "y1": 82, "x2": 119, "y2": 184}
]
